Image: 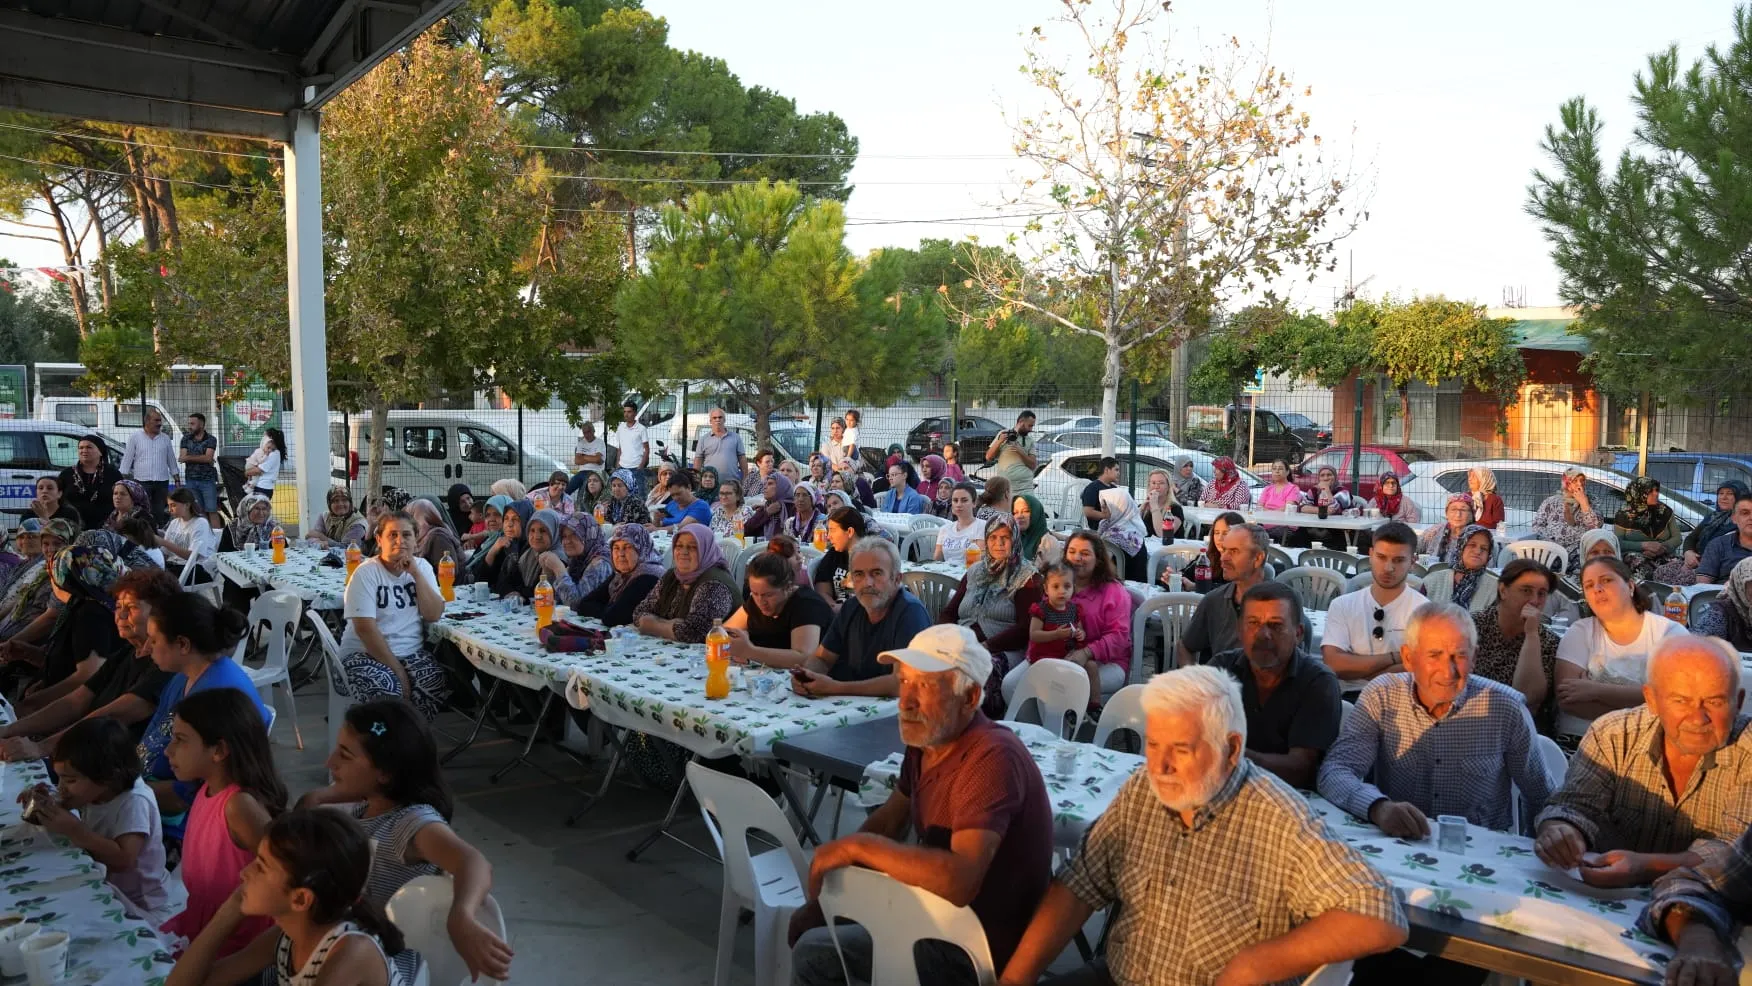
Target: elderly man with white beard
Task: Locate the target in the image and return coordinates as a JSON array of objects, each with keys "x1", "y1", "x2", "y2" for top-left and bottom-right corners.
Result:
[
  {"x1": 788, "y1": 624, "x2": 1053, "y2": 986},
  {"x1": 998, "y1": 666, "x2": 1407, "y2": 986}
]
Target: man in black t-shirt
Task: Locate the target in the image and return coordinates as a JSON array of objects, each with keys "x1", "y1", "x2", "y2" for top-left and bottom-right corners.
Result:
[
  {"x1": 0, "y1": 568, "x2": 178, "y2": 759},
  {"x1": 1079, "y1": 456, "x2": 1121, "y2": 530}
]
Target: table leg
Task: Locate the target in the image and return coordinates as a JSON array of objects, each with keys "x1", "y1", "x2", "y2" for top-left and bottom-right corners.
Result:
[
  {"x1": 625, "y1": 755, "x2": 716, "y2": 863},
  {"x1": 489, "y1": 688, "x2": 567, "y2": 785},
  {"x1": 770, "y1": 762, "x2": 826, "y2": 847},
  {"x1": 441, "y1": 678, "x2": 502, "y2": 765},
  {"x1": 564, "y1": 732, "x2": 626, "y2": 828}
]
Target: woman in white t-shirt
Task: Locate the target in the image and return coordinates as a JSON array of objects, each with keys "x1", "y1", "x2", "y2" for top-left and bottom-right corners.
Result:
[
  {"x1": 934, "y1": 483, "x2": 985, "y2": 562},
  {"x1": 1555, "y1": 555, "x2": 1684, "y2": 737},
  {"x1": 158, "y1": 488, "x2": 215, "y2": 571},
  {"x1": 340, "y1": 511, "x2": 451, "y2": 721},
  {"x1": 242, "y1": 427, "x2": 285, "y2": 496}
]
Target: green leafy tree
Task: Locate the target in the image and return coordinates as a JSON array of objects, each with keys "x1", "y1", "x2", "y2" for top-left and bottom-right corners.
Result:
[
  {"x1": 616, "y1": 181, "x2": 943, "y2": 450},
  {"x1": 0, "y1": 266, "x2": 79, "y2": 365},
  {"x1": 1528, "y1": 7, "x2": 1752, "y2": 399}
]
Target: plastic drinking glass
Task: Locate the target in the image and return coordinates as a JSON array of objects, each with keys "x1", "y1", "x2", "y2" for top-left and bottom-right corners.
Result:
[
  {"x1": 20, "y1": 930, "x2": 66, "y2": 986},
  {"x1": 0, "y1": 923, "x2": 39, "y2": 978}
]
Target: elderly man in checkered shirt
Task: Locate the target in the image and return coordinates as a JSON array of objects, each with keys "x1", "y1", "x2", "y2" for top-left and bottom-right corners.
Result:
[
  {"x1": 1534, "y1": 634, "x2": 1752, "y2": 888},
  {"x1": 998, "y1": 666, "x2": 1407, "y2": 986},
  {"x1": 1317, "y1": 601, "x2": 1555, "y2": 839}
]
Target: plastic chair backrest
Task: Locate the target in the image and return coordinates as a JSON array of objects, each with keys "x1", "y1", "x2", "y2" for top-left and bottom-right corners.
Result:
[
  {"x1": 239, "y1": 589, "x2": 302, "y2": 673},
  {"x1": 304, "y1": 610, "x2": 351, "y2": 698},
  {"x1": 1536, "y1": 735, "x2": 1567, "y2": 787},
  {"x1": 1339, "y1": 699, "x2": 1355, "y2": 735},
  {"x1": 731, "y1": 541, "x2": 765, "y2": 586},
  {"x1": 1689, "y1": 590, "x2": 1721, "y2": 631},
  {"x1": 1003, "y1": 658, "x2": 1089, "y2": 740},
  {"x1": 716, "y1": 536, "x2": 742, "y2": 566},
  {"x1": 1277, "y1": 566, "x2": 1347, "y2": 612},
  {"x1": 1103, "y1": 541, "x2": 1125, "y2": 577},
  {"x1": 386, "y1": 874, "x2": 509, "y2": 986},
  {"x1": 900, "y1": 528, "x2": 938, "y2": 564},
  {"x1": 685, "y1": 762, "x2": 809, "y2": 905},
  {"x1": 1093, "y1": 684, "x2": 1148, "y2": 749},
  {"x1": 1504, "y1": 539, "x2": 1568, "y2": 575},
  {"x1": 1300, "y1": 549, "x2": 1361, "y2": 577},
  {"x1": 817, "y1": 866, "x2": 995, "y2": 986},
  {"x1": 1266, "y1": 545, "x2": 1295, "y2": 573},
  {"x1": 908, "y1": 514, "x2": 948, "y2": 530},
  {"x1": 1302, "y1": 961, "x2": 1355, "y2": 986},
  {"x1": 1130, "y1": 592, "x2": 1202, "y2": 680},
  {"x1": 262, "y1": 704, "x2": 276, "y2": 734},
  {"x1": 899, "y1": 572, "x2": 959, "y2": 623},
  {"x1": 1145, "y1": 546, "x2": 1201, "y2": 587}
]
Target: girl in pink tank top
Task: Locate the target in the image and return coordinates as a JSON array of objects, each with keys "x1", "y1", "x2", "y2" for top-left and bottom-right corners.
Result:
[{"x1": 159, "y1": 689, "x2": 287, "y2": 956}]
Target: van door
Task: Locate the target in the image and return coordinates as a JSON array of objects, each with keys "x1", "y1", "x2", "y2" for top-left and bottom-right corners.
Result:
[
  {"x1": 0, "y1": 432, "x2": 51, "y2": 527},
  {"x1": 456, "y1": 425, "x2": 518, "y2": 494},
  {"x1": 394, "y1": 424, "x2": 454, "y2": 501}
]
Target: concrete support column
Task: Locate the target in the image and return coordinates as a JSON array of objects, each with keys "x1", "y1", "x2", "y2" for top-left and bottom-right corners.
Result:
[{"x1": 284, "y1": 109, "x2": 330, "y2": 533}]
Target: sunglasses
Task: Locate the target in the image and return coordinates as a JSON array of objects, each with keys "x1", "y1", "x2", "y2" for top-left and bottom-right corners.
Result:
[{"x1": 1372, "y1": 606, "x2": 1386, "y2": 640}]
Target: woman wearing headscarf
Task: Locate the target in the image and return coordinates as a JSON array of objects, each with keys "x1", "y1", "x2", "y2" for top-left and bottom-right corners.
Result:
[
  {"x1": 465, "y1": 495, "x2": 513, "y2": 579},
  {"x1": 630, "y1": 523, "x2": 739, "y2": 643},
  {"x1": 574, "y1": 470, "x2": 611, "y2": 521},
  {"x1": 1372, "y1": 471, "x2": 1421, "y2": 523},
  {"x1": 478, "y1": 499, "x2": 532, "y2": 598},
  {"x1": 1468, "y1": 467, "x2": 1506, "y2": 529},
  {"x1": 788, "y1": 483, "x2": 826, "y2": 544},
  {"x1": 1531, "y1": 467, "x2": 1603, "y2": 572},
  {"x1": 1656, "y1": 480, "x2": 1748, "y2": 586},
  {"x1": 0, "y1": 520, "x2": 49, "y2": 640},
  {"x1": 77, "y1": 528, "x2": 155, "y2": 571},
  {"x1": 407, "y1": 498, "x2": 471, "y2": 585},
  {"x1": 230, "y1": 493, "x2": 277, "y2": 550},
  {"x1": 444, "y1": 484, "x2": 474, "y2": 535},
  {"x1": 807, "y1": 454, "x2": 830, "y2": 487},
  {"x1": 535, "y1": 513, "x2": 613, "y2": 608},
  {"x1": 306, "y1": 487, "x2": 368, "y2": 548},
  {"x1": 1200, "y1": 456, "x2": 1252, "y2": 510},
  {"x1": 941, "y1": 514, "x2": 1042, "y2": 717},
  {"x1": 1172, "y1": 458, "x2": 1204, "y2": 508},
  {"x1": 498, "y1": 504, "x2": 558, "y2": 600},
  {"x1": 1611, "y1": 476, "x2": 1679, "y2": 579},
  {"x1": 1694, "y1": 556, "x2": 1752, "y2": 648},
  {"x1": 7, "y1": 544, "x2": 123, "y2": 705},
  {"x1": 930, "y1": 477, "x2": 955, "y2": 519},
  {"x1": 645, "y1": 463, "x2": 677, "y2": 517},
  {"x1": 1449, "y1": 524, "x2": 1497, "y2": 611},
  {"x1": 1581, "y1": 528, "x2": 1622, "y2": 564},
  {"x1": 744, "y1": 472, "x2": 795, "y2": 540},
  {"x1": 1418, "y1": 494, "x2": 1475, "y2": 560},
  {"x1": 920, "y1": 454, "x2": 948, "y2": 492},
  {"x1": 1011, "y1": 493, "x2": 1061, "y2": 567},
  {"x1": 575, "y1": 524, "x2": 666, "y2": 627},
  {"x1": 1094, "y1": 484, "x2": 1149, "y2": 582},
  {"x1": 104, "y1": 478, "x2": 151, "y2": 532},
  {"x1": 696, "y1": 466, "x2": 721, "y2": 503},
  {"x1": 489, "y1": 478, "x2": 529, "y2": 501},
  {"x1": 603, "y1": 469, "x2": 650, "y2": 526}
]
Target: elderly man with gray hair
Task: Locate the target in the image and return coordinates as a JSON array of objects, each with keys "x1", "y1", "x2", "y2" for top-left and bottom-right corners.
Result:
[
  {"x1": 999, "y1": 665, "x2": 1406, "y2": 986},
  {"x1": 789, "y1": 624, "x2": 1053, "y2": 985},
  {"x1": 1318, "y1": 601, "x2": 1555, "y2": 838},
  {"x1": 791, "y1": 535, "x2": 932, "y2": 700},
  {"x1": 1535, "y1": 634, "x2": 1752, "y2": 888}
]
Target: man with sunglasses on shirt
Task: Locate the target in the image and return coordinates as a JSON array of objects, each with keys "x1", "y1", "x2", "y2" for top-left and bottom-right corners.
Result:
[{"x1": 1321, "y1": 521, "x2": 1428, "y2": 681}]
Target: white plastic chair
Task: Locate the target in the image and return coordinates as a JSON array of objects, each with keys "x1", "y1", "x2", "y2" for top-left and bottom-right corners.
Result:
[
  {"x1": 817, "y1": 866, "x2": 996, "y2": 986},
  {"x1": 235, "y1": 590, "x2": 303, "y2": 750},
  {"x1": 385, "y1": 874, "x2": 510, "y2": 986},
  {"x1": 1092, "y1": 683, "x2": 1147, "y2": 750},
  {"x1": 1144, "y1": 546, "x2": 1201, "y2": 589},
  {"x1": 899, "y1": 528, "x2": 937, "y2": 564},
  {"x1": 716, "y1": 536, "x2": 743, "y2": 568},
  {"x1": 731, "y1": 541, "x2": 766, "y2": 586},
  {"x1": 1277, "y1": 566, "x2": 1347, "y2": 613},
  {"x1": 305, "y1": 610, "x2": 353, "y2": 753},
  {"x1": 1131, "y1": 592, "x2": 1202, "y2": 680},
  {"x1": 899, "y1": 571, "x2": 959, "y2": 623},
  {"x1": 177, "y1": 547, "x2": 222, "y2": 603},
  {"x1": 1003, "y1": 658, "x2": 1090, "y2": 740},
  {"x1": 685, "y1": 762, "x2": 810, "y2": 986},
  {"x1": 1536, "y1": 735, "x2": 1567, "y2": 787},
  {"x1": 1299, "y1": 548, "x2": 1362, "y2": 577},
  {"x1": 1504, "y1": 539, "x2": 1567, "y2": 575},
  {"x1": 1420, "y1": 567, "x2": 1455, "y2": 604}
]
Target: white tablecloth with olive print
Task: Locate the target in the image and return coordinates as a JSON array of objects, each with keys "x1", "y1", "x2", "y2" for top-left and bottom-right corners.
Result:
[
  {"x1": 856, "y1": 720, "x2": 1144, "y2": 850},
  {"x1": 427, "y1": 603, "x2": 600, "y2": 692},
  {"x1": 214, "y1": 546, "x2": 347, "y2": 611},
  {"x1": 1304, "y1": 795, "x2": 1673, "y2": 975},
  {"x1": 0, "y1": 716, "x2": 174, "y2": 984}
]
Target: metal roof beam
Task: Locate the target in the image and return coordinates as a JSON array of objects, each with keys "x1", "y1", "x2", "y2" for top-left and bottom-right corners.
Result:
[
  {"x1": 301, "y1": 0, "x2": 455, "y2": 109},
  {"x1": 131, "y1": 0, "x2": 271, "y2": 55},
  {"x1": 0, "y1": 8, "x2": 298, "y2": 76},
  {"x1": 0, "y1": 78, "x2": 292, "y2": 141}
]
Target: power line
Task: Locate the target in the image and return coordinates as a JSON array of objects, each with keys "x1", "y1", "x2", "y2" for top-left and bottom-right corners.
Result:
[
  {"x1": 529, "y1": 172, "x2": 1018, "y2": 186},
  {"x1": 0, "y1": 120, "x2": 277, "y2": 161},
  {"x1": 0, "y1": 152, "x2": 277, "y2": 194},
  {"x1": 515, "y1": 141, "x2": 1017, "y2": 161}
]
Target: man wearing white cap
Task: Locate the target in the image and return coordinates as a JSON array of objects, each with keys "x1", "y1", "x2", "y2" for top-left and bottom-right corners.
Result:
[{"x1": 787, "y1": 624, "x2": 1053, "y2": 986}]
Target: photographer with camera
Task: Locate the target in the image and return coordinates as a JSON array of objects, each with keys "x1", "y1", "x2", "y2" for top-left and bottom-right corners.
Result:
[{"x1": 985, "y1": 411, "x2": 1040, "y2": 495}]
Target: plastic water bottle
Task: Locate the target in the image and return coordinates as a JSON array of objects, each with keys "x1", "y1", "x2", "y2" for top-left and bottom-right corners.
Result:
[
  {"x1": 269, "y1": 524, "x2": 286, "y2": 565},
  {"x1": 344, "y1": 541, "x2": 362, "y2": 583},
  {"x1": 705, "y1": 622, "x2": 732, "y2": 700},
  {"x1": 1665, "y1": 588, "x2": 1688, "y2": 626},
  {"x1": 1194, "y1": 550, "x2": 1211, "y2": 583},
  {"x1": 533, "y1": 575, "x2": 554, "y2": 630},
  {"x1": 438, "y1": 552, "x2": 455, "y2": 602}
]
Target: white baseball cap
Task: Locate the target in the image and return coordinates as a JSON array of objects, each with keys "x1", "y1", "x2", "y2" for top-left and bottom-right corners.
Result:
[{"x1": 879, "y1": 624, "x2": 992, "y2": 688}]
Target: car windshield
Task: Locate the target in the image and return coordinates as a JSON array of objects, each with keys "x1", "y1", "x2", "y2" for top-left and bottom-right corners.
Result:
[
  {"x1": 1278, "y1": 412, "x2": 1314, "y2": 429},
  {"x1": 1398, "y1": 449, "x2": 1436, "y2": 464}
]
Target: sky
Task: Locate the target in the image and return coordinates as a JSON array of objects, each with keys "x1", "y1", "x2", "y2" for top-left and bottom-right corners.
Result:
[{"x1": 0, "y1": 0, "x2": 1734, "y2": 311}]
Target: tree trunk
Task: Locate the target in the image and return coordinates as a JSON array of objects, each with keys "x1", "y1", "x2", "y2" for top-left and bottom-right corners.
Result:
[
  {"x1": 624, "y1": 210, "x2": 638, "y2": 269},
  {"x1": 1399, "y1": 386, "x2": 1411, "y2": 448},
  {"x1": 1099, "y1": 334, "x2": 1122, "y2": 456},
  {"x1": 39, "y1": 182, "x2": 90, "y2": 336},
  {"x1": 367, "y1": 401, "x2": 389, "y2": 504}
]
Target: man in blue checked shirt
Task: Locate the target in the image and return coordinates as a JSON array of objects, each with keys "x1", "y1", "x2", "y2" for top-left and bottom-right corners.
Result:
[{"x1": 1317, "y1": 600, "x2": 1555, "y2": 838}]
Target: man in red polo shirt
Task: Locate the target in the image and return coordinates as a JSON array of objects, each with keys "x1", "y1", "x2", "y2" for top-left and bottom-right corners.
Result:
[{"x1": 787, "y1": 624, "x2": 1053, "y2": 984}]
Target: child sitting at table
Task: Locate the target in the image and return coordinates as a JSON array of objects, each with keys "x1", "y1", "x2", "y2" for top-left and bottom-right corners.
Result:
[
  {"x1": 161, "y1": 688, "x2": 287, "y2": 959},
  {"x1": 295, "y1": 699, "x2": 513, "y2": 983},
  {"x1": 23, "y1": 717, "x2": 172, "y2": 924},
  {"x1": 164, "y1": 810, "x2": 407, "y2": 986},
  {"x1": 1027, "y1": 563, "x2": 1083, "y2": 663}
]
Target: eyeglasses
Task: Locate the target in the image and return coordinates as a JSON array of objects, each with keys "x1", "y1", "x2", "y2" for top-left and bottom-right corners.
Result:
[{"x1": 1372, "y1": 606, "x2": 1386, "y2": 640}]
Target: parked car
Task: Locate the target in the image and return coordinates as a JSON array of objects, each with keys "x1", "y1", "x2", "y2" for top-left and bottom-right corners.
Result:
[
  {"x1": 1038, "y1": 415, "x2": 1104, "y2": 432},
  {"x1": 1606, "y1": 452, "x2": 1752, "y2": 503},
  {"x1": 1293, "y1": 445, "x2": 1435, "y2": 501},
  {"x1": 1032, "y1": 449, "x2": 1264, "y2": 526},
  {"x1": 1183, "y1": 404, "x2": 1309, "y2": 466},
  {"x1": 1276, "y1": 411, "x2": 1332, "y2": 450},
  {"x1": 1045, "y1": 430, "x2": 1181, "y2": 452},
  {"x1": 0, "y1": 421, "x2": 125, "y2": 530},
  {"x1": 1400, "y1": 459, "x2": 1707, "y2": 540},
  {"x1": 905, "y1": 415, "x2": 1003, "y2": 463},
  {"x1": 330, "y1": 413, "x2": 569, "y2": 502}
]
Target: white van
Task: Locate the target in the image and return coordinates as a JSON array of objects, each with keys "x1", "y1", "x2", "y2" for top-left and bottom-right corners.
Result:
[
  {"x1": 0, "y1": 420, "x2": 126, "y2": 530},
  {"x1": 39, "y1": 397, "x2": 182, "y2": 451},
  {"x1": 329, "y1": 413, "x2": 569, "y2": 501}
]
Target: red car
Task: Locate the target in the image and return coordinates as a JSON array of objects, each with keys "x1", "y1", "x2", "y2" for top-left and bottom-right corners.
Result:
[{"x1": 1294, "y1": 446, "x2": 1435, "y2": 501}]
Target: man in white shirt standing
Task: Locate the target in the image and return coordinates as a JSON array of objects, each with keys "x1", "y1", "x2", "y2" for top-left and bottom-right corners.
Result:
[
  {"x1": 1322, "y1": 522, "x2": 1429, "y2": 681},
  {"x1": 120, "y1": 408, "x2": 178, "y2": 526},
  {"x1": 566, "y1": 420, "x2": 607, "y2": 496},
  {"x1": 612, "y1": 400, "x2": 649, "y2": 480}
]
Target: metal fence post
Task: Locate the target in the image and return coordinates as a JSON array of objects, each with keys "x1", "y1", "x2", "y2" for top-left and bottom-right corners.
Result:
[
  {"x1": 814, "y1": 396, "x2": 824, "y2": 451},
  {"x1": 1350, "y1": 374, "x2": 1365, "y2": 491},
  {"x1": 680, "y1": 381, "x2": 690, "y2": 467},
  {"x1": 950, "y1": 378, "x2": 960, "y2": 446},
  {"x1": 516, "y1": 403, "x2": 525, "y2": 486},
  {"x1": 1129, "y1": 379, "x2": 1139, "y2": 488}
]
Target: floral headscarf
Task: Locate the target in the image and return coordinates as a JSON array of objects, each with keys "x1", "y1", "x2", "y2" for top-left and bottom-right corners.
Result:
[
  {"x1": 672, "y1": 523, "x2": 726, "y2": 585},
  {"x1": 965, "y1": 513, "x2": 1037, "y2": 614},
  {"x1": 43, "y1": 518, "x2": 79, "y2": 545},
  {"x1": 1449, "y1": 524, "x2": 1494, "y2": 608},
  {"x1": 1209, "y1": 456, "x2": 1241, "y2": 497},
  {"x1": 233, "y1": 493, "x2": 276, "y2": 548},
  {"x1": 1096, "y1": 486, "x2": 1146, "y2": 557},
  {"x1": 77, "y1": 529, "x2": 154, "y2": 571},
  {"x1": 608, "y1": 523, "x2": 665, "y2": 598},
  {"x1": 379, "y1": 487, "x2": 413, "y2": 511},
  {"x1": 610, "y1": 468, "x2": 643, "y2": 502},
  {"x1": 105, "y1": 478, "x2": 151, "y2": 531},
  {"x1": 52, "y1": 543, "x2": 122, "y2": 611},
  {"x1": 1726, "y1": 556, "x2": 1752, "y2": 627},
  {"x1": 561, "y1": 511, "x2": 609, "y2": 579},
  {"x1": 1614, "y1": 476, "x2": 1673, "y2": 538}
]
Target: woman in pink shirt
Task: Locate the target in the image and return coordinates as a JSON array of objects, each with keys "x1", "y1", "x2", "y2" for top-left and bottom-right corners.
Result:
[
  {"x1": 1256, "y1": 458, "x2": 1304, "y2": 541},
  {"x1": 1060, "y1": 531, "x2": 1133, "y2": 714}
]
